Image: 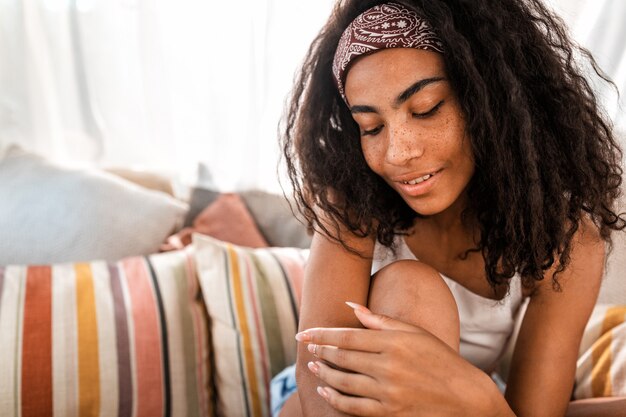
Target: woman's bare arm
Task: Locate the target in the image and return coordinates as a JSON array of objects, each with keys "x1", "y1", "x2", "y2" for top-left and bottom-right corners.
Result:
[
  {"x1": 505, "y1": 219, "x2": 605, "y2": 417},
  {"x1": 566, "y1": 397, "x2": 626, "y2": 417},
  {"x1": 296, "y1": 228, "x2": 375, "y2": 416}
]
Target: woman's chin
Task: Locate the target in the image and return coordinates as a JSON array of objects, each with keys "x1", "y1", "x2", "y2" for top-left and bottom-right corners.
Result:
[
  {"x1": 403, "y1": 200, "x2": 444, "y2": 217},
  {"x1": 401, "y1": 193, "x2": 465, "y2": 219}
]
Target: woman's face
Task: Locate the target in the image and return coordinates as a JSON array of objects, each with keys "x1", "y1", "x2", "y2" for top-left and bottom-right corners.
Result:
[{"x1": 344, "y1": 48, "x2": 474, "y2": 217}]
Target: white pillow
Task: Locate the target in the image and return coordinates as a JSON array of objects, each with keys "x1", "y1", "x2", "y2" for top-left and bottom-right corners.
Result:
[
  {"x1": 598, "y1": 220, "x2": 626, "y2": 304},
  {"x1": 0, "y1": 146, "x2": 188, "y2": 264},
  {"x1": 598, "y1": 139, "x2": 626, "y2": 305}
]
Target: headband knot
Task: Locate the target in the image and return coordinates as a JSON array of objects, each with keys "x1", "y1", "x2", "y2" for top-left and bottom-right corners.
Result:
[{"x1": 332, "y1": 2, "x2": 444, "y2": 104}]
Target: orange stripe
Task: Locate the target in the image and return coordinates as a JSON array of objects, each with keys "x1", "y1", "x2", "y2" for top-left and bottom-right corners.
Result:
[
  {"x1": 227, "y1": 246, "x2": 263, "y2": 416},
  {"x1": 75, "y1": 263, "x2": 101, "y2": 416},
  {"x1": 243, "y1": 257, "x2": 271, "y2": 411},
  {"x1": 21, "y1": 266, "x2": 53, "y2": 417},
  {"x1": 591, "y1": 332, "x2": 614, "y2": 396},
  {"x1": 123, "y1": 257, "x2": 164, "y2": 417},
  {"x1": 591, "y1": 307, "x2": 626, "y2": 396}
]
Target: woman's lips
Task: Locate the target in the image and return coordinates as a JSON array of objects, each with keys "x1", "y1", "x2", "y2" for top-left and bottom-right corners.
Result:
[{"x1": 395, "y1": 169, "x2": 442, "y2": 197}]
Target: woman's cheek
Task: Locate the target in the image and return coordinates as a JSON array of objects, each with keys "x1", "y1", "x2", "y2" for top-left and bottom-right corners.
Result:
[{"x1": 361, "y1": 139, "x2": 385, "y2": 172}]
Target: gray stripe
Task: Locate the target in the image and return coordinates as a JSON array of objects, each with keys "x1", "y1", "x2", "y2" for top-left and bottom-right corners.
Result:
[{"x1": 109, "y1": 264, "x2": 133, "y2": 417}]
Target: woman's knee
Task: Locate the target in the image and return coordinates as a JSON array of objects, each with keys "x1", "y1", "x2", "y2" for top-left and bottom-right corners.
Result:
[{"x1": 368, "y1": 260, "x2": 460, "y2": 350}]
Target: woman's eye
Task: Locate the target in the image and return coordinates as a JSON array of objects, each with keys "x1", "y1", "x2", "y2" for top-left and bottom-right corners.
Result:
[
  {"x1": 361, "y1": 125, "x2": 383, "y2": 136},
  {"x1": 413, "y1": 100, "x2": 444, "y2": 118}
]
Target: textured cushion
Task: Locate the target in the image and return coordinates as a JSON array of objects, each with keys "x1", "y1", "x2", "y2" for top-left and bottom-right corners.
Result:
[
  {"x1": 0, "y1": 146, "x2": 188, "y2": 265},
  {"x1": 240, "y1": 190, "x2": 312, "y2": 249},
  {"x1": 0, "y1": 248, "x2": 212, "y2": 417},
  {"x1": 193, "y1": 233, "x2": 307, "y2": 417},
  {"x1": 575, "y1": 305, "x2": 626, "y2": 398},
  {"x1": 184, "y1": 187, "x2": 220, "y2": 228}
]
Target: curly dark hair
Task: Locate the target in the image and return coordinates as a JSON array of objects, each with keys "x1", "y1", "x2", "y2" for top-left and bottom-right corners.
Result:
[{"x1": 281, "y1": 0, "x2": 625, "y2": 289}]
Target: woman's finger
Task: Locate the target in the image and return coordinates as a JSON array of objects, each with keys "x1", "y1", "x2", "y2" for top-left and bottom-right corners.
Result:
[
  {"x1": 346, "y1": 301, "x2": 425, "y2": 333},
  {"x1": 296, "y1": 327, "x2": 391, "y2": 352},
  {"x1": 307, "y1": 343, "x2": 379, "y2": 375},
  {"x1": 318, "y1": 385, "x2": 384, "y2": 417},
  {"x1": 309, "y1": 360, "x2": 379, "y2": 399}
]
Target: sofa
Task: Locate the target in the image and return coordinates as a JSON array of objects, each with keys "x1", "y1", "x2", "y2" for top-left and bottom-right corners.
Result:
[{"x1": 0, "y1": 145, "x2": 624, "y2": 417}]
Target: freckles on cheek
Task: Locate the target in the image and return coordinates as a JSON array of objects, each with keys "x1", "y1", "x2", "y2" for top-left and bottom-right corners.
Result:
[
  {"x1": 361, "y1": 142, "x2": 383, "y2": 167},
  {"x1": 429, "y1": 129, "x2": 445, "y2": 151},
  {"x1": 434, "y1": 115, "x2": 462, "y2": 150}
]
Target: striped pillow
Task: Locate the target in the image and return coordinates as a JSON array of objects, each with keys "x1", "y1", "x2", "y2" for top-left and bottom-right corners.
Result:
[
  {"x1": 575, "y1": 305, "x2": 626, "y2": 398},
  {"x1": 0, "y1": 248, "x2": 212, "y2": 417},
  {"x1": 193, "y1": 233, "x2": 306, "y2": 417}
]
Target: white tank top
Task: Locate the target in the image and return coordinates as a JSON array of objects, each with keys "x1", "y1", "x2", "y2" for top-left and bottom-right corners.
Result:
[{"x1": 372, "y1": 236, "x2": 525, "y2": 372}]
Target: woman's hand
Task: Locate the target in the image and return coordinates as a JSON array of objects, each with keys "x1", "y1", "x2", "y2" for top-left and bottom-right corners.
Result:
[{"x1": 295, "y1": 302, "x2": 510, "y2": 417}]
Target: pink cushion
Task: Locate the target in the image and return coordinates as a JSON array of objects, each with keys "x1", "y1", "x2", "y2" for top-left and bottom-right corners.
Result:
[{"x1": 161, "y1": 193, "x2": 269, "y2": 251}]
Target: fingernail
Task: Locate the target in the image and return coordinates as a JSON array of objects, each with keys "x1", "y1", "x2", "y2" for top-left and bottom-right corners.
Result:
[
  {"x1": 317, "y1": 386, "x2": 329, "y2": 399},
  {"x1": 345, "y1": 301, "x2": 370, "y2": 313},
  {"x1": 295, "y1": 331, "x2": 311, "y2": 342},
  {"x1": 307, "y1": 343, "x2": 317, "y2": 355},
  {"x1": 307, "y1": 361, "x2": 319, "y2": 375}
]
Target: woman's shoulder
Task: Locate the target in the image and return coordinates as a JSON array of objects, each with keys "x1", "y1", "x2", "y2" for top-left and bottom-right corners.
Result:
[
  {"x1": 526, "y1": 216, "x2": 604, "y2": 300},
  {"x1": 298, "y1": 229, "x2": 376, "y2": 330}
]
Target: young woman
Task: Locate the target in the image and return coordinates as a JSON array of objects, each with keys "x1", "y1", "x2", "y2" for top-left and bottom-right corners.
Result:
[{"x1": 279, "y1": 1, "x2": 626, "y2": 416}]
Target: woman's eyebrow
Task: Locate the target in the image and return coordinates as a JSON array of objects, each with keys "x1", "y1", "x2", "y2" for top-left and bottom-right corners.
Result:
[
  {"x1": 350, "y1": 104, "x2": 378, "y2": 114},
  {"x1": 395, "y1": 76, "x2": 445, "y2": 106},
  {"x1": 350, "y1": 76, "x2": 446, "y2": 114}
]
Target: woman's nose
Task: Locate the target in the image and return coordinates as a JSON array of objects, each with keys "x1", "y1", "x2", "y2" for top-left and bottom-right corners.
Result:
[{"x1": 385, "y1": 125, "x2": 424, "y2": 166}]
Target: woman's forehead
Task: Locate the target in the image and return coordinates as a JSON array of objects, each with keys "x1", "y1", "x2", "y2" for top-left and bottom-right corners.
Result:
[{"x1": 344, "y1": 49, "x2": 447, "y2": 101}]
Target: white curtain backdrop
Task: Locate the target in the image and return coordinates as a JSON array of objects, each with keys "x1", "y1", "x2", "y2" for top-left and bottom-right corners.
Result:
[
  {"x1": 0, "y1": 0, "x2": 623, "y2": 193},
  {"x1": 550, "y1": 0, "x2": 626, "y2": 133},
  {"x1": 573, "y1": 0, "x2": 626, "y2": 132},
  {"x1": 0, "y1": 0, "x2": 336, "y2": 192}
]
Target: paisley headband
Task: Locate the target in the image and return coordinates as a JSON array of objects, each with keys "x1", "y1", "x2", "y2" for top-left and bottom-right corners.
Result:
[{"x1": 332, "y1": 2, "x2": 444, "y2": 104}]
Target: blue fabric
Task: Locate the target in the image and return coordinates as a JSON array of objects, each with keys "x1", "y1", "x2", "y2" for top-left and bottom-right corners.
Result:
[
  {"x1": 491, "y1": 372, "x2": 507, "y2": 393},
  {"x1": 270, "y1": 364, "x2": 298, "y2": 417},
  {"x1": 269, "y1": 364, "x2": 505, "y2": 414}
]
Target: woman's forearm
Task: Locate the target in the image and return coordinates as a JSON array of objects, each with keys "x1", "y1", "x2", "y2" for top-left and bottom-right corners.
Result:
[
  {"x1": 565, "y1": 397, "x2": 626, "y2": 417},
  {"x1": 295, "y1": 361, "x2": 351, "y2": 417}
]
